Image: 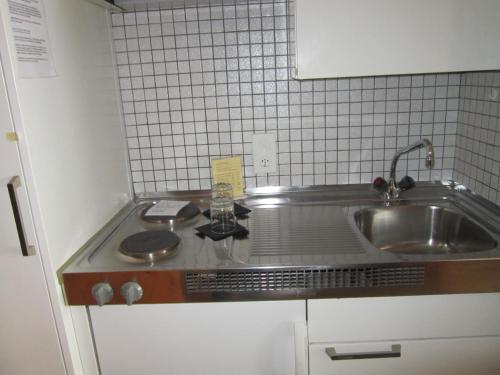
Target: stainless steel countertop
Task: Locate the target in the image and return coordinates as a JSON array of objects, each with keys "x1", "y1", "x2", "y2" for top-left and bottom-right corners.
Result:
[{"x1": 62, "y1": 181, "x2": 500, "y2": 275}]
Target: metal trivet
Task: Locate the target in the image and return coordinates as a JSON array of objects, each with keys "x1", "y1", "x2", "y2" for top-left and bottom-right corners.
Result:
[
  {"x1": 119, "y1": 230, "x2": 180, "y2": 261},
  {"x1": 141, "y1": 202, "x2": 200, "y2": 224}
]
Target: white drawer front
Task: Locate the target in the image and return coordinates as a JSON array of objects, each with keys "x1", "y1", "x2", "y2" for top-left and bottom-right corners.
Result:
[
  {"x1": 309, "y1": 336, "x2": 500, "y2": 375},
  {"x1": 308, "y1": 293, "x2": 500, "y2": 342}
]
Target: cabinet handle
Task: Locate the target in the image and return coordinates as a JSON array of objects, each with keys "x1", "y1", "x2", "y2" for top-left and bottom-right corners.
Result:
[
  {"x1": 7, "y1": 176, "x2": 35, "y2": 256},
  {"x1": 325, "y1": 344, "x2": 401, "y2": 360}
]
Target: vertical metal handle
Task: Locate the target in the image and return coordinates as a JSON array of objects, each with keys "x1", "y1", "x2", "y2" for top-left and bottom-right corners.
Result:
[
  {"x1": 325, "y1": 344, "x2": 401, "y2": 360},
  {"x1": 7, "y1": 176, "x2": 35, "y2": 256}
]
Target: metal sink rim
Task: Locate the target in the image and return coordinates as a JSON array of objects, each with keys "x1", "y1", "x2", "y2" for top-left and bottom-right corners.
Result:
[{"x1": 351, "y1": 202, "x2": 499, "y2": 255}]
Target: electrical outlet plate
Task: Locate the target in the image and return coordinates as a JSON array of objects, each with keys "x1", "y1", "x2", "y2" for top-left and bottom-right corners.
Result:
[{"x1": 252, "y1": 133, "x2": 277, "y2": 174}]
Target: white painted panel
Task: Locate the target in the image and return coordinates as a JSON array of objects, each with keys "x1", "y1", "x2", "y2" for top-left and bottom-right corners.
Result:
[
  {"x1": 0, "y1": 0, "x2": 131, "y2": 270},
  {"x1": 309, "y1": 337, "x2": 500, "y2": 375},
  {"x1": 0, "y1": 58, "x2": 66, "y2": 375},
  {"x1": 90, "y1": 301, "x2": 305, "y2": 375},
  {"x1": 0, "y1": 0, "x2": 131, "y2": 373},
  {"x1": 308, "y1": 293, "x2": 500, "y2": 342},
  {"x1": 295, "y1": 0, "x2": 500, "y2": 79}
]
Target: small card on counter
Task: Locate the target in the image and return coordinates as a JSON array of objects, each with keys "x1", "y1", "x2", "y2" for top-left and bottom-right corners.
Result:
[{"x1": 144, "y1": 200, "x2": 191, "y2": 217}]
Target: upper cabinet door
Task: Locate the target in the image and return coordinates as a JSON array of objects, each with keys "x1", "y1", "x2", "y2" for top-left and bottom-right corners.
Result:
[{"x1": 293, "y1": 0, "x2": 500, "y2": 79}]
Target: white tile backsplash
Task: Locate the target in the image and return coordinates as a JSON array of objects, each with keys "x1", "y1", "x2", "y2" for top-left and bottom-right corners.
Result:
[
  {"x1": 112, "y1": 1, "x2": 460, "y2": 193},
  {"x1": 453, "y1": 71, "x2": 500, "y2": 205}
]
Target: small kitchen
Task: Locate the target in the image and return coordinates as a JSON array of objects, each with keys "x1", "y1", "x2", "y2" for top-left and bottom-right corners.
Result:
[{"x1": 1, "y1": 0, "x2": 500, "y2": 374}]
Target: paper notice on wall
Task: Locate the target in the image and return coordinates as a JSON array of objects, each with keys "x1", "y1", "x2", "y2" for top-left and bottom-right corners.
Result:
[
  {"x1": 211, "y1": 156, "x2": 245, "y2": 198},
  {"x1": 7, "y1": 0, "x2": 56, "y2": 78}
]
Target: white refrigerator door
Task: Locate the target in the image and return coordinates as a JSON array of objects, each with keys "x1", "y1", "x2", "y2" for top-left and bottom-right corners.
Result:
[{"x1": 0, "y1": 60, "x2": 66, "y2": 375}]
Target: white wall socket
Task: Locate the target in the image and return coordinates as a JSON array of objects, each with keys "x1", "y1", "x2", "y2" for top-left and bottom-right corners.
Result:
[{"x1": 252, "y1": 133, "x2": 277, "y2": 174}]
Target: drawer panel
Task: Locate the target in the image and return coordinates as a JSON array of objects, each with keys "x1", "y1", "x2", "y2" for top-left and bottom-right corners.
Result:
[
  {"x1": 309, "y1": 336, "x2": 500, "y2": 375},
  {"x1": 308, "y1": 293, "x2": 500, "y2": 342}
]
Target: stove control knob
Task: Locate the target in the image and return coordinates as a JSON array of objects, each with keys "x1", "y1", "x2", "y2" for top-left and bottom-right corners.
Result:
[
  {"x1": 121, "y1": 282, "x2": 143, "y2": 305},
  {"x1": 92, "y1": 283, "x2": 114, "y2": 306}
]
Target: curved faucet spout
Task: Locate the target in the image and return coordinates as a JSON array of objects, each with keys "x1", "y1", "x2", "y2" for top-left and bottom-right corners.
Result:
[{"x1": 386, "y1": 138, "x2": 434, "y2": 199}]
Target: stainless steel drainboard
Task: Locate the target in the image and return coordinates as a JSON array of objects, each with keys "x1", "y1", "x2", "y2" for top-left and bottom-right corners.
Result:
[
  {"x1": 185, "y1": 266, "x2": 425, "y2": 293},
  {"x1": 249, "y1": 205, "x2": 364, "y2": 256}
]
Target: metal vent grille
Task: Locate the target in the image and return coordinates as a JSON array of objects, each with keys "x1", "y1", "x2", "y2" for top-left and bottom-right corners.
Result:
[{"x1": 185, "y1": 266, "x2": 424, "y2": 293}]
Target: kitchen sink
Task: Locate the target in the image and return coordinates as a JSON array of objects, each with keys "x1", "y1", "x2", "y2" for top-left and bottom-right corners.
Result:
[{"x1": 354, "y1": 205, "x2": 497, "y2": 254}]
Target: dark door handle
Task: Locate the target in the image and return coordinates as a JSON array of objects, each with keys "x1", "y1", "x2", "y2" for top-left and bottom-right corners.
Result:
[
  {"x1": 7, "y1": 176, "x2": 35, "y2": 256},
  {"x1": 325, "y1": 344, "x2": 401, "y2": 360}
]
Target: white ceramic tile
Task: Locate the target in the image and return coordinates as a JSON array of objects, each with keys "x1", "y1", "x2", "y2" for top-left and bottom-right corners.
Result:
[{"x1": 113, "y1": 3, "x2": 464, "y2": 194}]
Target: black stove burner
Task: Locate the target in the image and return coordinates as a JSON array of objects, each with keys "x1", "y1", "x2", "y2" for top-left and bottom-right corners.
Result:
[{"x1": 119, "y1": 230, "x2": 180, "y2": 261}]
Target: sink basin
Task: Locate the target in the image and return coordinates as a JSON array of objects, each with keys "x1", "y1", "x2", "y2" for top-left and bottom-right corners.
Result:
[{"x1": 354, "y1": 205, "x2": 497, "y2": 254}]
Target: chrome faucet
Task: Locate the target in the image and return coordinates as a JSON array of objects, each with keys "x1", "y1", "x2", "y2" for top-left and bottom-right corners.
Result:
[{"x1": 385, "y1": 139, "x2": 434, "y2": 200}]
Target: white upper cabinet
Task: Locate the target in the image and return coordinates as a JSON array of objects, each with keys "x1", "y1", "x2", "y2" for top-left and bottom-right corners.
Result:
[{"x1": 293, "y1": 0, "x2": 500, "y2": 79}]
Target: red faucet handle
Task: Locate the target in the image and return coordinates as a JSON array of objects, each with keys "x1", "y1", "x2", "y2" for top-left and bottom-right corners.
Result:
[{"x1": 372, "y1": 177, "x2": 388, "y2": 191}]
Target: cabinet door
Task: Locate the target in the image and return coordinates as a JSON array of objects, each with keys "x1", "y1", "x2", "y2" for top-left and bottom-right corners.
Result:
[
  {"x1": 0, "y1": 61, "x2": 66, "y2": 373},
  {"x1": 294, "y1": 0, "x2": 500, "y2": 79},
  {"x1": 90, "y1": 300, "x2": 305, "y2": 375},
  {"x1": 309, "y1": 337, "x2": 500, "y2": 375}
]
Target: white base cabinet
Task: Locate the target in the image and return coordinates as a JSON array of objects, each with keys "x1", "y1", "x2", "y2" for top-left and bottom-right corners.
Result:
[
  {"x1": 90, "y1": 300, "x2": 305, "y2": 375},
  {"x1": 307, "y1": 293, "x2": 500, "y2": 375},
  {"x1": 89, "y1": 294, "x2": 500, "y2": 375}
]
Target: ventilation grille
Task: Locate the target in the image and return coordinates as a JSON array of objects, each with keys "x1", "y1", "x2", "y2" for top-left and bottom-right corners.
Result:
[{"x1": 185, "y1": 266, "x2": 424, "y2": 293}]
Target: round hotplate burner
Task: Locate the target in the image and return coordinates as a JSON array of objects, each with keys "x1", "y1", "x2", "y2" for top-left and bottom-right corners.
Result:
[
  {"x1": 119, "y1": 230, "x2": 180, "y2": 261},
  {"x1": 141, "y1": 202, "x2": 200, "y2": 224}
]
